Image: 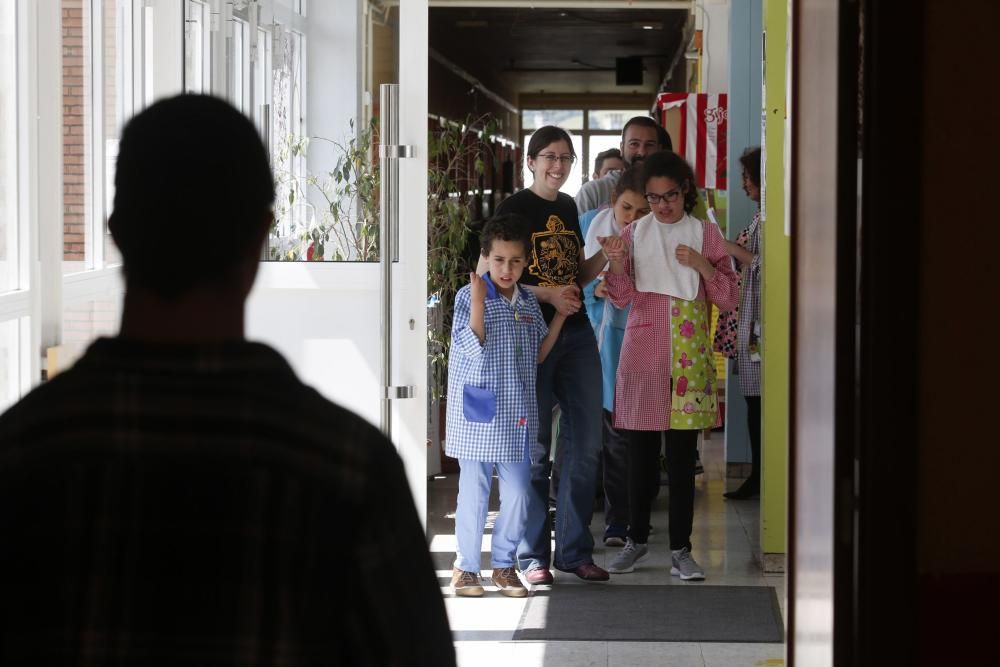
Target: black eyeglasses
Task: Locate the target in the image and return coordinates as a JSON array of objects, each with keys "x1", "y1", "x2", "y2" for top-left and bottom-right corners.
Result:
[
  {"x1": 645, "y1": 189, "x2": 683, "y2": 204},
  {"x1": 536, "y1": 153, "x2": 576, "y2": 165}
]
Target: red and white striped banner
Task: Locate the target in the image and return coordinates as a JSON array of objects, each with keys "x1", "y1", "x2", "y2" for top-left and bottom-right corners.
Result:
[{"x1": 656, "y1": 92, "x2": 728, "y2": 190}]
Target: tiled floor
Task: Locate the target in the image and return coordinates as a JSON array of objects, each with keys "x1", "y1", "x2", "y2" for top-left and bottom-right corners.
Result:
[{"x1": 427, "y1": 434, "x2": 786, "y2": 667}]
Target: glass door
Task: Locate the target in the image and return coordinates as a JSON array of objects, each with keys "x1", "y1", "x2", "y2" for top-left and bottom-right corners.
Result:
[{"x1": 190, "y1": 0, "x2": 430, "y2": 518}]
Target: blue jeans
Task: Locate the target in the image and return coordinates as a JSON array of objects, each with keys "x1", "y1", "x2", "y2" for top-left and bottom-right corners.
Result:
[
  {"x1": 517, "y1": 319, "x2": 603, "y2": 572},
  {"x1": 454, "y1": 440, "x2": 532, "y2": 573}
]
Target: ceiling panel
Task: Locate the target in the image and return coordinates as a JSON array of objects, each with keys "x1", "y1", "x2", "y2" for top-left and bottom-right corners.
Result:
[{"x1": 429, "y1": 7, "x2": 690, "y2": 97}]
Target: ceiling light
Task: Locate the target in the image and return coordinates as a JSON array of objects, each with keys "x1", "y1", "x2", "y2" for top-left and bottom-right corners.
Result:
[{"x1": 633, "y1": 21, "x2": 663, "y2": 30}]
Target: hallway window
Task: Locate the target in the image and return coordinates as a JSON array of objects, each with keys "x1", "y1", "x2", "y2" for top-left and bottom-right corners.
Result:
[
  {"x1": 0, "y1": 0, "x2": 17, "y2": 293},
  {"x1": 63, "y1": 0, "x2": 142, "y2": 275},
  {"x1": 184, "y1": 0, "x2": 210, "y2": 93}
]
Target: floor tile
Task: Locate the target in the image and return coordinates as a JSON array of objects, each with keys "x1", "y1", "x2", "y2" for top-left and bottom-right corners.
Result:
[
  {"x1": 700, "y1": 642, "x2": 785, "y2": 667},
  {"x1": 609, "y1": 642, "x2": 704, "y2": 667},
  {"x1": 511, "y1": 641, "x2": 608, "y2": 666}
]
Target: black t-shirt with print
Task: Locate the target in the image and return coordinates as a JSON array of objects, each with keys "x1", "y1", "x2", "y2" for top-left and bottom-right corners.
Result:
[{"x1": 496, "y1": 188, "x2": 589, "y2": 327}]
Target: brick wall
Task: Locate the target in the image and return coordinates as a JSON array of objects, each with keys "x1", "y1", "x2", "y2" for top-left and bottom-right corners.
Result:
[{"x1": 62, "y1": 0, "x2": 85, "y2": 261}]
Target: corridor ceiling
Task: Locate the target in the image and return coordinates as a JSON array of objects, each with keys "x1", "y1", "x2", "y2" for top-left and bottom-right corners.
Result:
[{"x1": 428, "y1": 7, "x2": 690, "y2": 98}]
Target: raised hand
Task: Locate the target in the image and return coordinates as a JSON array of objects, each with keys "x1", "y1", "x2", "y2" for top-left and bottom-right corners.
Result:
[
  {"x1": 599, "y1": 235, "x2": 626, "y2": 263},
  {"x1": 469, "y1": 271, "x2": 487, "y2": 305}
]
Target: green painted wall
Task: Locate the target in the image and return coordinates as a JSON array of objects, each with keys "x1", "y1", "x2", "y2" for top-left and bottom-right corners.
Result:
[{"x1": 761, "y1": 0, "x2": 789, "y2": 557}]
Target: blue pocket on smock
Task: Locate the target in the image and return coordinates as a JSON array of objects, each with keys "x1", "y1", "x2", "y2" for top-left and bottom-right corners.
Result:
[{"x1": 462, "y1": 384, "x2": 497, "y2": 423}]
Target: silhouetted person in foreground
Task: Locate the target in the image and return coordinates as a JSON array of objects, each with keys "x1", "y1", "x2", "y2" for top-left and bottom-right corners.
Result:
[{"x1": 0, "y1": 94, "x2": 456, "y2": 666}]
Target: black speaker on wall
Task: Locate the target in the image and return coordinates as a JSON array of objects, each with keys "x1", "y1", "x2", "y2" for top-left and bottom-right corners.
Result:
[{"x1": 616, "y1": 57, "x2": 643, "y2": 86}]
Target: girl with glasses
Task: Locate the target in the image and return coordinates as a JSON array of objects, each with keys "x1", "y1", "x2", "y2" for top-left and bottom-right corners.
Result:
[{"x1": 600, "y1": 151, "x2": 739, "y2": 579}]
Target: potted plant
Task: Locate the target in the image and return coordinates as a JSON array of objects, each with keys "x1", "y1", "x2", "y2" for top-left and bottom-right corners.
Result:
[{"x1": 269, "y1": 117, "x2": 380, "y2": 261}]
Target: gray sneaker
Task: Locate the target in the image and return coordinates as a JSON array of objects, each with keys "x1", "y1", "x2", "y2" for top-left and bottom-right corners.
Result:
[
  {"x1": 670, "y1": 547, "x2": 705, "y2": 581},
  {"x1": 607, "y1": 539, "x2": 648, "y2": 574}
]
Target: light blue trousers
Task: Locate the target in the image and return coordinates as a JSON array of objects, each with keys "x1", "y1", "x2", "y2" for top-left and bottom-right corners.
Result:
[{"x1": 454, "y1": 441, "x2": 532, "y2": 574}]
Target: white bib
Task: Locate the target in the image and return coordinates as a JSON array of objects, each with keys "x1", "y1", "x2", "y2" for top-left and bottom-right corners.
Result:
[{"x1": 632, "y1": 213, "x2": 703, "y2": 300}]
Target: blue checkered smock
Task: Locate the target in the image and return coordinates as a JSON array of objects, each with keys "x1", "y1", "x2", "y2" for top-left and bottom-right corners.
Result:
[{"x1": 445, "y1": 276, "x2": 548, "y2": 462}]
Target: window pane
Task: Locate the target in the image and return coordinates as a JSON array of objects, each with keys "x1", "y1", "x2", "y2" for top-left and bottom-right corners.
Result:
[
  {"x1": 229, "y1": 19, "x2": 249, "y2": 114},
  {"x1": 102, "y1": 0, "x2": 122, "y2": 266},
  {"x1": 521, "y1": 109, "x2": 583, "y2": 131},
  {"x1": 587, "y1": 134, "x2": 622, "y2": 179},
  {"x1": 521, "y1": 132, "x2": 585, "y2": 198},
  {"x1": 184, "y1": 1, "x2": 208, "y2": 93},
  {"x1": 270, "y1": 29, "x2": 341, "y2": 261},
  {"x1": 588, "y1": 109, "x2": 646, "y2": 131},
  {"x1": 63, "y1": 0, "x2": 93, "y2": 273},
  {"x1": 0, "y1": 0, "x2": 17, "y2": 293}
]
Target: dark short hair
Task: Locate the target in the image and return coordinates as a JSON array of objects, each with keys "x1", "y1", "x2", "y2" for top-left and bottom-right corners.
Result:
[
  {"x1": 526, "y1": 125, "x2": 576, "y2": 159},
  {"x1": 593, "y1": 147, "x2": 623, "y2": 174},
  {"x1": 109, "y1": 94, "x2": 275, "y2": 299},
  {"x1": 613, "y1": 166, "x2": 645, "y2": 201},
  {"x1": 739, "y1": 146, "x2": 762, "y2": 188},
  {"x1": 641, "y1": 151, "x2": 700, "y2": 214},
  {"x1": 480, "y1": 214, "x2": 530, "y2": 257},
  {"x1": 655, "y1": 124, "x2": 673, "y2": 151},
  {"x1": 619, "y1": 115, "x2": 668, "y2": 148}
]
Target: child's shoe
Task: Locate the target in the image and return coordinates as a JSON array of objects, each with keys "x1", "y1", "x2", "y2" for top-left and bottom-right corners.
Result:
[
  {"x1": 491, "y1": 566, "x2": 528, "y2": 598},
  {"x1": 451, "y1": 568, "x2": 485, "y2": 597}
]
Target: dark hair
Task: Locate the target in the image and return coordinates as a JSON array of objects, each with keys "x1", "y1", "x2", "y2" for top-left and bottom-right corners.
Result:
[
  {"x1": 593, "y1": 147, "x2": 622, "y2": 174},
  {"x1": 621, "y1": 115, "x2": 657, "y2": 139},
  {"x1": 612, "y1": 166, "x2": 645, "y2": 201},
  {"x1": 110, "y1": 94, "x2": 275, "y2": 299},
  {"x1": 621, "y1": 115, "x2": 672, "y2": 150},
  {"x1": 739, "y1": 146, "x2": 762, "y2": 188},
  {"x1": 480, "y1": 214, "x2": 531, "y2": 257},
  {"x1": 655, "y1": 125, "x2": 673, "y2": 151},
  {"x1": 526, "y1": 125, "x2": 576, "y2": 159},
  {"x1": 641, "y1": 151, "x2": 700, "y2": 214}
]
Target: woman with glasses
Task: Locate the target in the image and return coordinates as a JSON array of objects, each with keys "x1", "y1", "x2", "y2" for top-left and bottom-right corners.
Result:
[
  {"x1": 600, "y1": 151, "x2": 738, "y2": 579},
  {"x1": 490, "y1": 125, "x2": 614, "y2": 584}
]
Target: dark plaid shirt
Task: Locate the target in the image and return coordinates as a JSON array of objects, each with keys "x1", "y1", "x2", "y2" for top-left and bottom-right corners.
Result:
[{"x1": 0, "y1": 338, "x2": 455, "y2": 666}]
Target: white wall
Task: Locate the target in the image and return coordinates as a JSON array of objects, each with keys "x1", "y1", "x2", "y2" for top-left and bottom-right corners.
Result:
[{"x1": 702, "y1": 0, "x2": 731, "y2": 95}]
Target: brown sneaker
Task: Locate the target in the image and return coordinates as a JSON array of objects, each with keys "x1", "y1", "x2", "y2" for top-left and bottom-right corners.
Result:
[
  {"x1": 451, "y1": 568, "x2": 485, "y2": 597},
  {"x1": 491, "y1": 566, "x2": 528, "y2": 598}
]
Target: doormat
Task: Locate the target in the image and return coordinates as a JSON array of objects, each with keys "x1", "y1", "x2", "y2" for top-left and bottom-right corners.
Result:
[{"x1": 513, "y1": 584, "x2": 783, "y2": 643}]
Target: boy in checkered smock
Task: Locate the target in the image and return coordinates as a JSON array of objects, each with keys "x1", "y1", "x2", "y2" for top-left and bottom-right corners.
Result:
[{"x1": 446, "y1": 215, "x2": 567, "y2": 598}]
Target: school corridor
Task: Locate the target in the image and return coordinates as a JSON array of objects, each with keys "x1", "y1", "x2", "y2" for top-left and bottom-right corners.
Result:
[{"x1": 428, "y1": 434, "x2": 785, "y2": 667}]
